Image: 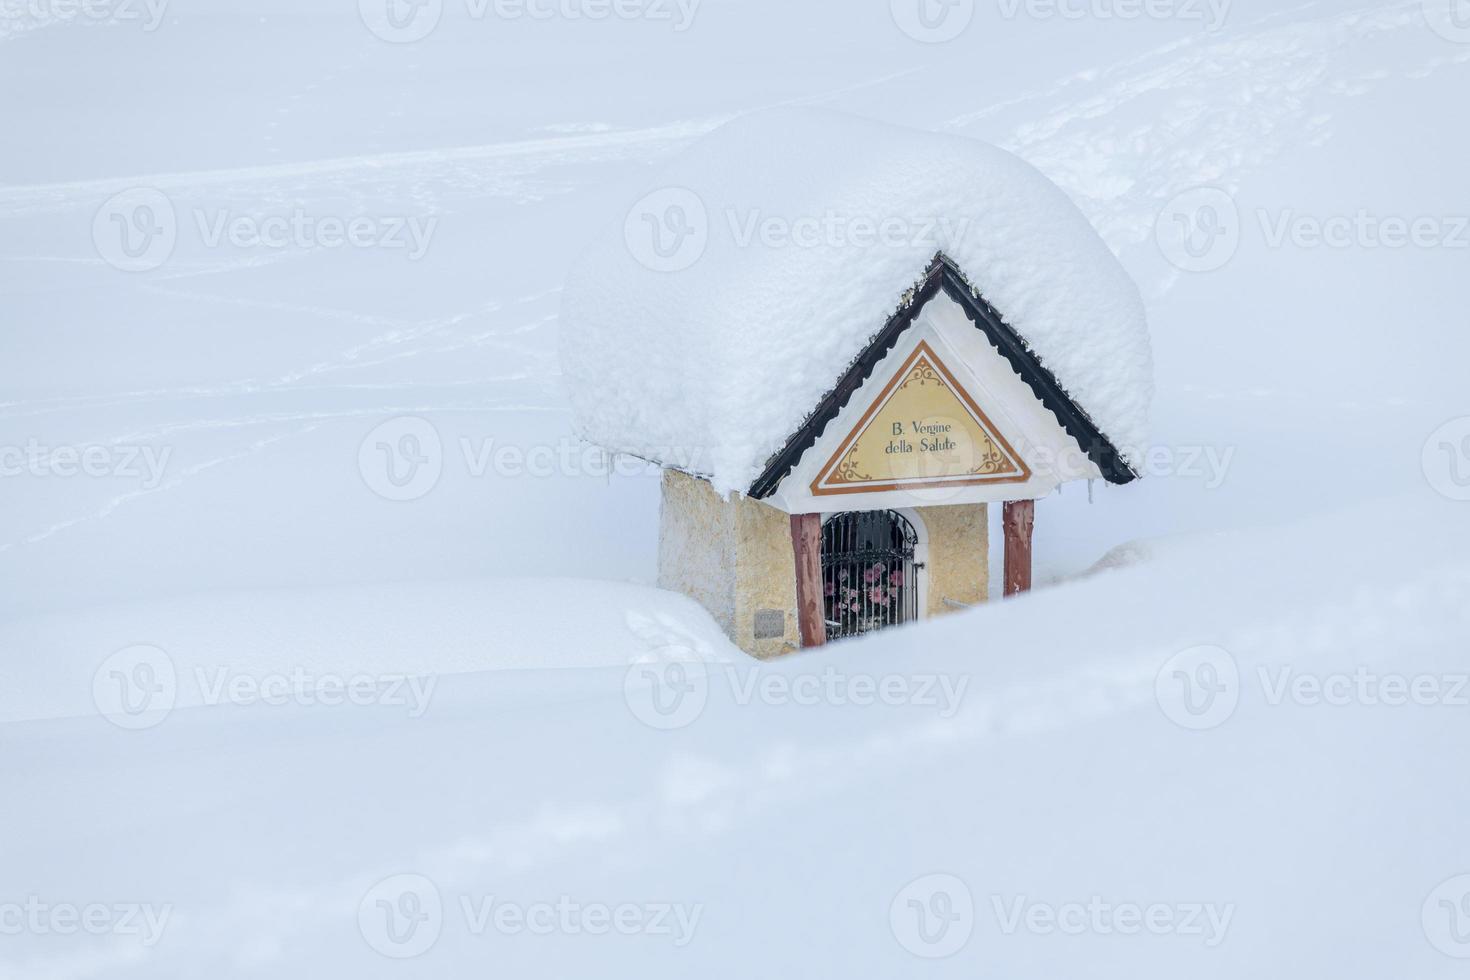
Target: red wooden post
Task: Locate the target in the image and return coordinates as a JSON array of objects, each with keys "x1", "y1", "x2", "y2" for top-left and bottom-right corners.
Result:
[
  {"x1": 1003, "y1": 499, "x2": 1035, "y2": 597},
  {"x1": 790, "y1": 513, "x2": 826, "y2": 649}
]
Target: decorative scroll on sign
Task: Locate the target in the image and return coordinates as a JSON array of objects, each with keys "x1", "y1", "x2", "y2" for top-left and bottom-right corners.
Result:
[{"x1": 811, "y1": 341, "x2": 1031, "y2": 496}]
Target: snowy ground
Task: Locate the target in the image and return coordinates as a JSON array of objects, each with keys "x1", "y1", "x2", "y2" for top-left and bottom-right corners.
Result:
[{"x1": 3, "y1": 0, "x2": 1470, "y2": 976}]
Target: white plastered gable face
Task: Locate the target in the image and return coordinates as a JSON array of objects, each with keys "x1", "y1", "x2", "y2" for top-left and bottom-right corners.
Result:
[{"x1": 763, "y1": 291, "x2": 1103, "y2": 515}]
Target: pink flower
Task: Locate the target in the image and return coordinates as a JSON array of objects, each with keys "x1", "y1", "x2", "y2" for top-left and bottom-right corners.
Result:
[
  {"x1": 864, "y1": 566, "x2": 881, "y2": 585},
  {"x1": 824, "y1": 582, "x2": 835, "y2": 597},
  {"x1": 888, "y1": 570, "x2": 904, "y2": 588},
  {"x1": 867, "y1": 587, "x2": 886, "y2": 605},
  {"x1": 849, "y1": 602, "x2": 859, "y2": 613}
]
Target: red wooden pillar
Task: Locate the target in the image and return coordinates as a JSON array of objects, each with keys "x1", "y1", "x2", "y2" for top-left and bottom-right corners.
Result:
[
  {"x1": 1003, "y1": 499, "x2": 1035, "y2": 597},
  {"x1": 790, "y1": 513, "x2": 826, "y2": 649}
]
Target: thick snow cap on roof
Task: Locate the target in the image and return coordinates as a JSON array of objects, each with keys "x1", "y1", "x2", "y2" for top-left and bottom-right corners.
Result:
[{"x1": 560, "y1": 108, "x2": 1152, "y2": 497}]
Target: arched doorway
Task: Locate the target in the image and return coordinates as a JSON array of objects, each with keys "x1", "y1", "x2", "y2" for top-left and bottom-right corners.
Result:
[{"x1": 820, "y1": 510, "x2": 924, "y2": 641}]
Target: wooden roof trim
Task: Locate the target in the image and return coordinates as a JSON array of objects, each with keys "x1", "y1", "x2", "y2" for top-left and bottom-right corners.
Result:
[{"x1": 746, "y1": 253, "x2": 1138, "y2": 499}]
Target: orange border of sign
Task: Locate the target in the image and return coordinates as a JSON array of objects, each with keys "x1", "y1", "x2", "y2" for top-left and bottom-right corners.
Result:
[{"x1": 810, "y1": 340, "x2": 1033, "y2": 496}]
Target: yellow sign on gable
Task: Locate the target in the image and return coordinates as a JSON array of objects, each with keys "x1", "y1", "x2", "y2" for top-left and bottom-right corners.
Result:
[{"x1": 811, "y1": 341, "x2": 1030, "y2": 496}]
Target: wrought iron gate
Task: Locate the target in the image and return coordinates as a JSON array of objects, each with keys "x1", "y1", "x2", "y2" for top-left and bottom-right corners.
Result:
[{"x1": 820, "y1": 510, "x2": 920, "y2": 641}]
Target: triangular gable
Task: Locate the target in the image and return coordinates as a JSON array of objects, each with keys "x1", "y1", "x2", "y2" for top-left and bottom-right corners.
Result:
[
  {"x1": 748, "y1": 254, "x2": 1137, "y2": 499},
  {"x1": 810, "y1": 341, "x2": 1031, "y2": 496}
]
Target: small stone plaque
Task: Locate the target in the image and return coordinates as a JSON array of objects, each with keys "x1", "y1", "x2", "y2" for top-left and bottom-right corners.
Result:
[{"x1": 753, "y1": 610, "x2": 786, "y2": 640}]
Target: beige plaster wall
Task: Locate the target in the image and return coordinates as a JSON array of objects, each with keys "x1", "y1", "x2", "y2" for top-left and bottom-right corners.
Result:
[
  {"x1": 915, "y1": 503, "x2": 989, "y2": 617},
  {"x1": 657, "y1": 469, "x2": 738, "y2": 638},
  {"x1": 659, "y1": 470, "x2": 799, "y2": 659},
  {"x1": 732, "y1": 492, "x2": 800, "y2": 660},
  {"x1": 660, "y1": 471, "x2": 989, "y2": 658}
]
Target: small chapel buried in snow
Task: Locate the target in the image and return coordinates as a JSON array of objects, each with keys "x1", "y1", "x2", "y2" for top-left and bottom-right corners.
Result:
[{"x1": 561, "y1": 109, "x2": 1152, "y2": 659}]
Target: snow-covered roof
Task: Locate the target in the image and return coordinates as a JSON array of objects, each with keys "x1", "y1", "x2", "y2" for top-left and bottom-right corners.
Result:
[{"x1": 560, "y1": 109, "x2": 1152, "y2": 497}]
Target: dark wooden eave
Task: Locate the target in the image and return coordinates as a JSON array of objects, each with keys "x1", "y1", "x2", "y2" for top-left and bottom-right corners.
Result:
[{"x1": 747, "y1": 253, "x2": 1138, "y2": 499}]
